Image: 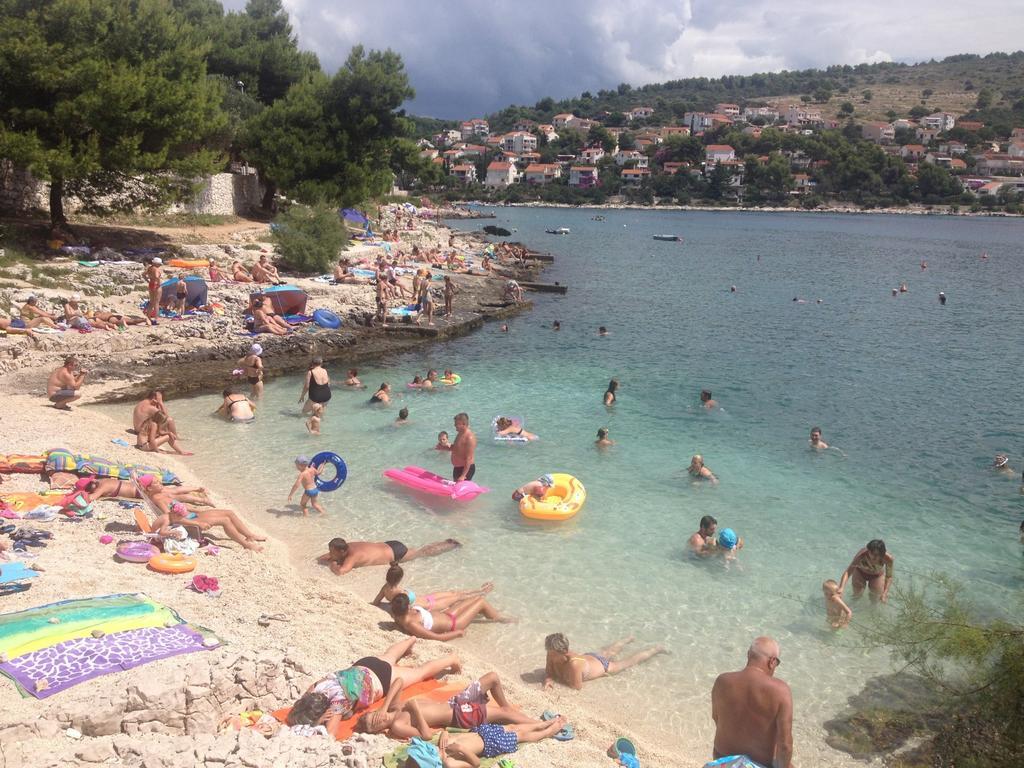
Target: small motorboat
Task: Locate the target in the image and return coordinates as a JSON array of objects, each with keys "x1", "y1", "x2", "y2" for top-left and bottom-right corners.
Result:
[
  {"x1": 545, "y1": 227, "x2": 571, "y2": 235},
  {"x1": 652, "y1": 234, "x2": 683, "y2": 242}
]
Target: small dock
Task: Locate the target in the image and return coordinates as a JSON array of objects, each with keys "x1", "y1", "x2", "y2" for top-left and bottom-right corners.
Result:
[{"x1": 521, "y1": 281, "x2": 567, "y2": 294}]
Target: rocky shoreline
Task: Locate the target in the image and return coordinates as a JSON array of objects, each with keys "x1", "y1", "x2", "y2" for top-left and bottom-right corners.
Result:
[{"x1": 463, "y1": 200, "x2": 1023, "y2": 217}]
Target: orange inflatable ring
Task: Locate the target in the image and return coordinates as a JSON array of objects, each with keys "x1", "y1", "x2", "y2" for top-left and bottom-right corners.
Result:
[{"x1": 148, "y1": 553, "x2": 197, "y2": 574}]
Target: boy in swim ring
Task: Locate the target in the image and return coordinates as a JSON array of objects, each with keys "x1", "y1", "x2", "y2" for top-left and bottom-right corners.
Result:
[
  {"x1": 395, "y1": 407, "x2": 410, "y2": 425},
  {"x1": 287, "y1": 456, "x2": 325, "y2": 516},
  {"x1": 595, "y1": 428, "x2": 614, "y2": 448},
  {"x1": 435, "y1": 431, "x2": 451, "y2": 451},
  {"x1": 306, "y1": 403, "x2": 323, "y2": 435},
  {"x1": 822, "y1": 579, "x2": 852, "y2": 629},
  {"x1": 512, "y1": 474, "x2": 554, "y2": 502}
]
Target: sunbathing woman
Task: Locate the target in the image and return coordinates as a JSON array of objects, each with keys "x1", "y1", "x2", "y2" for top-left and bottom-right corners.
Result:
[
  {"x1": 136, "y1": 410, "x2": 192, "y2": 455},
  {"x1": 357, "y1": 671, "x2": 538, "y2": 738},
  {"x1": 371, "y1": 562, "x2": 494, "y2": 612},
  {"x1": 390, "y1": 592, "x2": 514, "y2": 642},
  {"x1": 286, "y1": 637, "x2": 461, "y2": 730},
  {"x1": 231, "y1": 261, "x2": 253, "y2": 282},
  {"x1": 543, "y1": 633, "x2": 666, "y2": 690},
  {"x1": 82, "y1": 476, "x2": 211, "y2": 506},
  {"x1": 494, "y1": 416, "x2": 538, "y2": 441},
  {"x1": 139, "y1": 475, "x2": 265, "y2": 551}
]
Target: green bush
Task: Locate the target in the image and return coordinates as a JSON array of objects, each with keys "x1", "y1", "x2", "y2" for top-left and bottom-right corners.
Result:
[{"x1": 271, "y1": 203, "x2": 348, "y2": 274}]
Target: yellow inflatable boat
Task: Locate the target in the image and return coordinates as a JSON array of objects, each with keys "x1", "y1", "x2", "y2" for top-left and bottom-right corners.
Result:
[{"x1": 519, "y1": 473, "x2": 586, "y2": 521}]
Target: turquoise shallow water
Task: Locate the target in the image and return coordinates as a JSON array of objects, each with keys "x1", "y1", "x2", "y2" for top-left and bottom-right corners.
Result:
[{"x1": 151, "y1": 208, "x2": 1023, "y2": 758}]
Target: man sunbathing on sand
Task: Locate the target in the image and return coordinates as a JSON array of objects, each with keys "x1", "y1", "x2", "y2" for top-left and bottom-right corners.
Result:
[
  {"x1": 543, "y1": 633, "x2": 666, "y2": 690},
  {"x1": 357, "y1": 672, "x2": 539, "y2": 739},
  {"x1": 316, "y1": 537, "x2": 461, "y2": 575},
  {"x1": 401, "y1": 718, "x2": 568, "y2": 768}
]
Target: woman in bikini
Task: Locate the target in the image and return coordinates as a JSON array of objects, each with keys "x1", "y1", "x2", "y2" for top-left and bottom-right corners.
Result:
[
  {"x1": 82, "y1": 476, "x2": 211, "y2": 507},
  {"x1": 838, "y1": 539, "x2": 894, "y2": 603},
  {"x1": 136, "y1": 410, "x2": 192, "y2": 455},
  {"x1": 231, "y1": 261, "x2": 253, "y2": 282},
  {"x1": 494, "y1": 416, "x2": 538, "y2": 441},
  {"x1": 144, "y1": 258, "x2": 162, "y2": 324},
  {"x1": 389, "y1": 592, "x2": 513, "y2": 642},
  {"x1": 370, "y1": 382, "x2": 391, "y2": 404},
  {"x1": 543, "y1": 632, "x2": 666, "y2": 690},
  {"x1": 286, "y1": 637, "x2": 461, "y2": 729},
  {"x1": 371, "y1": 562, "x2": 493, "y2": 613},
  {"x1": 216, "y1": 388, "x2": 256, "y2": 422}
]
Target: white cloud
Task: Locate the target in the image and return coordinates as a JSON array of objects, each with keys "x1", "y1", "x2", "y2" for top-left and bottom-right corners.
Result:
[{"x1": 220, "y1": 0, "x2": 1024, "y2": 117}]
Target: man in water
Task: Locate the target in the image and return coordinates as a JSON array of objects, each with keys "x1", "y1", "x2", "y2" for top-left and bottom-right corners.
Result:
[
  {"x1": 316, "y1": 537, "x2": 461, "y2": 575},
  {"x1": 595, "y1": 428, "x2": 614, "y2": 448},
  {"x1": 133, "y1": 388, "x2": 178, "y2": 438},
  {"x1": 993, "y1": 455, "x2": 1014, "y2": 475},
  {"x1": 689, "y1": 515, "x2": 718, "y2": 556},
  {"x1": 711, "y1": 636, "x2": 793, "y2": 768},
  {"x1": 938, "y1": 292, "x2": 947, "y2": 305},
  {"x1": 701, "y1": 389, "x2": 718, "y2": 409},
  {"x1": 46, "y1": 356, "x2": 87, "y2": 410},
  {"x1": 809, "y1": 426, "x2": 828, "y2": 450},
  {"x1": 451, "y1": 412, "x2": 477, "y2": 482}
]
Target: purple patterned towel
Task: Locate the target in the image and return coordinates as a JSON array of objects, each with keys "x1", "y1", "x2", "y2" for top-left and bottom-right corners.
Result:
[{"x1": 0, "y1": 624, "x2": 216, "y2": 698}]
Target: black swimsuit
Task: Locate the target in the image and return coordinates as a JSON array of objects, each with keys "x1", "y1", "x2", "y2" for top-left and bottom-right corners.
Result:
[{"x1": 308, "y1": 374, "x2": 332, "y2": 404}]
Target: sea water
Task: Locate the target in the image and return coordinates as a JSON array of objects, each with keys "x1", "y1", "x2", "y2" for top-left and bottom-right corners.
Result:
[{"x1": 146, "y1": 209, "x2": 1024, "y2": 761}]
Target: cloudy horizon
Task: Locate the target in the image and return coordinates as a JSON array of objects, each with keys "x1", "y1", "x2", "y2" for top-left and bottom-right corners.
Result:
[{"x1": 225, "y1": 1, "x2": 1024, "y2": 118}]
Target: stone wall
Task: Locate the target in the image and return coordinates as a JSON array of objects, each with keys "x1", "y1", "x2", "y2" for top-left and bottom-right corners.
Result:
[{"x1": 0, "y1": 162, "x2": 264, "y2": 217}]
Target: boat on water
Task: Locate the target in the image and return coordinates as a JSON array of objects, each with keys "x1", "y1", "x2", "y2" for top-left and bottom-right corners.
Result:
[
  {"x1": 652, "y1": 234, "x2": 683, "y2": 242},
  {"x1": 545, "y1": 227, "x2": 571, "y2": 235}
]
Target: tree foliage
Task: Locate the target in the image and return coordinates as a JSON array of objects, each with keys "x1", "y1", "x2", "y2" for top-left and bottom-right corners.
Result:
[
  {"x1": 271, "y1": 201, "x2": 347, "y2": 273},
  {"x1": 0, "y1": 0, "x2": 227, "y2": 227}
]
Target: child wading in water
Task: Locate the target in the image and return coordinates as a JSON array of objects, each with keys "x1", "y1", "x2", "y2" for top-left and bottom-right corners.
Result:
[
  {"x1": 306, "y1": 403, "x2": 323, "y2": 434},
  {"x1": 435, "y1": 431, "x2": 451, "y2": 450},
  {"x1": 823, "y1": 579, "x2": 852, "y2": 629},
  {"x1": 287, "y1": 456, "x2": 325, "y2": 515}
]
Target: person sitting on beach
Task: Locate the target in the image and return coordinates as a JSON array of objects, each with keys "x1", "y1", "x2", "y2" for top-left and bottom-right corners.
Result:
[
  {"x1": 543, "y1": 633, "x2": 666, "y2": 690},
  {"x1": 231, "y1": 261, "x2": 253, "y2": 282},
  {"x1": 19, "y1": 296, "x2": 60, "y2": 328},
  {"x1": 604, "y1": 379, "x2": 619, "y2": 406},
  {"x1": 237, "y1": 344, "x2": 264, "y2": 399},
  {"x1": 287, "y1": 456, "x2": 326, "y2": 515},
  {"x1": 207, "y1": 259, "x2": 224, "y2": 282},
  {"x1": 809, "y1": 426, "x2": 828, "y2": 450},
  {"x1": 689, "y1": 455, "x2": 718, "y2": 484},
  {"x1": 993, "y1": 454, "x2": 1015, "y2": 475},
  {"x1": 395, "y1": 407, "x2": 410, "y2": 425},
  {"x1": 435, "y1": 431, "x2": 451, "y2": 451},
  {"x1": 701, "y1": 389, "x2": 718, "y2": 409},
  {"x1": 142, "y1": 483, "x2": 265, "y2": 552},
  {"x1": 62, "y1": 295, "x2": 95, "y2": 330},
  {"x1": 286, "y1": 637, "x2": 461, "y2": 730},
  {"x1": 823, "y1": 579, "x2": 853, "y2": 629},
  {"x1": 0, "y1": 316, "x2": 40, "y2": 343},
  {"x1": 333, "y1": 258, "x2": 368, "y2": 284},
  {"x1": 358, "y1": 672, "x2": 538, "y2": 739},
  {"x1": 216, "y1": 388, "x2": 256, "y2": 423},
  {"x1": 371, "y1": 562, "x2": 493, "y2": 612},
  {"x1": 401, "y1": 718, "x2": 568, "y2": 768},
  {"x1": 369, "y1": 382, "x2": 391, "y2": 404},
  {"x1": 133, "y1": 388, "x2": 179, "y2": 439},
  {"x1": 838, "y1": 539, "x2": 894, "y2": 603},
  {"x1": 595, "y1": 427, "x2": 614, "y2": 448},
  {"x1": 136, "y1": 409, "x2": 192, "y2": 455},
  {"x1": 316, "y1": 537, "x2": 461, "y2": 576},
  {"x1": 689, "y1": 515, "x2": 719, "y2": 556},
  {"x1": 344, "y1": 368, "x2": 365, "y2": 388},
  {"x1": 250, "y1": 294, "x2": 292, "y2": 336},
  {"x1": 46, "y1": 356, "x2": 87, "y2": 410},
  {"x1": 711, "y1": 636, "x2": 793, "y2": 768},
  {"x1": 512, "y1": 474, "x2": 553, "y2": 502},
  {"x1": 495, "y1": 416, "x2": 538, "y2": 441},
  {"x1": 252, "y1": 254, "x2": 282, "y2": 284},
  {"x1": 390, "y1": 592, "x2": 513, "y2": 641}
]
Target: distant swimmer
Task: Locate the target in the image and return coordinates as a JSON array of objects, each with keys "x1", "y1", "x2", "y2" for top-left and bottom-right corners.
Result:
[
  {"x1": 792, "y1": 297, "x2": 806, "y2": 304},
  {"x1": 604, "y1": 379, "x2": 619, "y2": 406},
  {"x1": 809, "y1": 426, "x2": 828, "y2": 450},
  {"x1": 816, "y1": 298, "x2": 823, "y2": 304},
  {"x1": 500, "y1": 324, "x2": 509, "y2": 332},
  {"x1": 395, "y1": 407, "x2": 410, "y2": 425},
  {"x1": 688, "y1": 455, "x2": 718, "y2": 484},
  {"x1": 700, "y1": 389, "x2": 718, "y2": 410},
  {"x1": 993, "y1": 454, "x2": 1015, "y2": 475},
  {"x1": 921, "y1": 260, "x2": 927, "y2": 270},
  {"x1": 938, "y1": 292, "x2": 947, "y2": 305},
  {"x1": 981, "y1": 252, "x2": 988, "y2": 260},
  {"x1": 344, "y1": 368, "x2": 365, "y2": 388},
  {"x1": 598, "y1": 325, "x2": 609, "y2": 336},
  {"x1": 512, "y1": 474, "x2": 553, "y2": 501},
  {"x1": 552, "y1": 320, "x2": 561, "y2": 331},
  {"x1": 543, "y1": 633, "x2": 666, "y2": 690},
  {"x1": 899, "y1": 282, "x2": 908, "y2": 293},
  {"x1": 595, "y1": 427, "x2": 614, "y2": 448},
  {"x1": 891, "y1": 288, "x2": 898, "y2": 297},
  {"x1": 730, "y1": 285, "x2": 737, "y2": 293},
  {"x1": 370, "y1": 382, "x2": 391, "y2": 404}
]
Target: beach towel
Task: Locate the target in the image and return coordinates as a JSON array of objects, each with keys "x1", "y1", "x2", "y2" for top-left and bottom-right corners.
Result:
[
  {"x1": 0, "y1": 562, "x2": 39, "y2": 587},
  {"x1": 0, "y1": 492, "x2": 66, "y2": 513},
  {"x1": 0, "y1": 453, "x2": 48, "y2": 473},
  {"x1": 272, "y1": 678, "x2": 460, "y2": 742},
  {"x1": 0, "y1": 623, "x2": 215, "y2": 698}
]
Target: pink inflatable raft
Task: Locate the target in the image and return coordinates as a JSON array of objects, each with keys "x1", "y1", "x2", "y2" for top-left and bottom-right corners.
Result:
[{"x1": 383, "y1": 466, "x2": 489, "y2": 501}]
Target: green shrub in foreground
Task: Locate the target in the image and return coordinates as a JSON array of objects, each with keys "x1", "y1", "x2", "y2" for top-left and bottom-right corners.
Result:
[{"x1": 271, "y1": 203, "x2": 348, "y2": 274}]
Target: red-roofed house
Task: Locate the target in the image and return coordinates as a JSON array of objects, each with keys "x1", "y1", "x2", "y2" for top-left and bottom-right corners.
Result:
[
  {"x1": 552, "y1": 113, "x2": 576, "y2": 129},
  {"x1": 955, "y1": 120, "x2": 984, "y2": 132},
  {"x1": 625, "y1": 106, "x2": 655, "y2": 121},
  {"x1": 513, "y1": 119, "x2": 537, "y2": 133},
  {"x1": 538, "y1": 124, "x2": 558, "y2": 141},
  {"x1": 791, "y1": 173, "x2": 817, "y2": 195},
  {"x1": 659, "y1": 126, "x2": 691, "y2": 139},
  {"x1": 614, "y1": 149, "x2": 648, "y2": 167},
  {"x1": 580, "y1": 146, "x2": 605, "y2": 164},
  {"x1": 862, "y1": 122, "x2": 895, "y2": 144},
  {"x1": 921, "y1": 112, "x2": 957, "y2": 132},
  {"x1": 450, "y1": 164, "x2": 477, "y2": 183},
  {"x1": 485, "y1": 161, "x2": 518, "y2": 188},
  {"x1": 523, "y1": 163, "x2": 562, "y2": 185},
  {"x1": 901, "y1": 144, "x2": 926, "y2": 161},
  {"x1": 460, "y1": 118, "x2": 490, "y2": 140},
  {"x1": 949, "y1": 157, "x2": 967, "y2": 172},
  {"x1": 705, "y1": 145, "x2": 736, "y2": 165},
  {"x1": 683, "y1": 111, "x2": 733, "y2": 134},
  {"x1": 620, "y1": 167, "x2": 651, "y2": 186},
  {"x1": 661, "y1": 161, "x2": 689, "y2": 175},
  {"x1": 568, "y1": 166, "x2": 599, "y2": 188},
  {"x1": 715, "y1": 103, "x2": 741, "y2": 117},
  {"x1": 500, "y1": 131, "x2": 538, "y2": 155}
]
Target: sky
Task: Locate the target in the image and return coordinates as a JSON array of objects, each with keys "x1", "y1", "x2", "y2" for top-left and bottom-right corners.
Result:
[{"x1": 225, "y1": 1, "x2": 1024, "y2": 118}]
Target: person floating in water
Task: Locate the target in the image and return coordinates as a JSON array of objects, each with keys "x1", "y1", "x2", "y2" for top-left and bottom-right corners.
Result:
[
  {"x1": 543, "y1": 633, "x2": 666, "y2": 690},
  {"x1": 701, "y1": 389, "x2": 718, "y2": 410},
  {"x1": 688, "y1": 455, "x2": 718, "y2": 484},
  {"x1": 938, "y1": 291, "x2": 947, "y2": 305},
  {"x1": 512, "y1": 475, "x2": 553, "y2": 502},
  {"x1": 395, "y1": 407, "x2": 410, "y2": 425},
  {"x1": 552, "y1": 320, "x2": 561, "y2": 331},
  {"x1": 595, "y1": 427, "x2": 614, "y2": 448}
]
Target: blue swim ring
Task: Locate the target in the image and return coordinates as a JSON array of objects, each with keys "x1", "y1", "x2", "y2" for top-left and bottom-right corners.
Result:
[
  {"x1": 311, "y1": 452, "x2": 347, "y2": 492},
  {"x1": 312, "y1": 309, "x2": 342, "y2": 329}
]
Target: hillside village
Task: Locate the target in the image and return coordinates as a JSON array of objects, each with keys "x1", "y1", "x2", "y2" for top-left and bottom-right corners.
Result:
[{"x1": 417, "y1": 99, "x2": 1024, "y2": 210}]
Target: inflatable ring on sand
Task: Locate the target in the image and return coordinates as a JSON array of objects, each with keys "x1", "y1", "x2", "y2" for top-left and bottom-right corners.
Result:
[
  {"x1": 311, "y1": 451, "x2": 347, "y2": 492},
  {"x1": 117, "y1": 540, "x2": 159, "y2": 563},
  {"x1": 312, "y1": 309, "x2": 341, "y2": 329},
  {"x1": 148, "y1": 553, "x2": 197, "y2": 574}
]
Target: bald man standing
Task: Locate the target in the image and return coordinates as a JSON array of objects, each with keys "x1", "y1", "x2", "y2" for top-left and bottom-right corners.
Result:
[{"x1": 711, "y1": 636, "x2": 793, "y2": 768}]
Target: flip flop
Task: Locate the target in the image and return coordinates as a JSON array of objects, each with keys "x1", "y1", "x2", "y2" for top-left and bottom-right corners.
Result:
[
  {"x1": 540, "y1": 711, "x2": 574, "y2": 741},
  {"x1": 257, "y1": 613, "x2": 290, "y2": 627}
]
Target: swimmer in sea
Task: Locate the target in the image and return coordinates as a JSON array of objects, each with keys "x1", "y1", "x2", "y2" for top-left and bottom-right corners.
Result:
[
  {"x1": 598, "y1": 326, "x2": 609, "y2": 336},
  {"x1": 344, "y1": 368, "x2": 365, "y2": 388},
  {"x1": 688, "y1": 455, "x2": 718, "y2": 484},
  {"x1": 216, "y1": 388, "x2": 256, "y2": 423},
  {"x1": 370, "y1": 383, "x2": 391, "y2": 404},
  {"x1": 500, "y1": 324, "x2": 509, "y2": 333},
  {"x1": 993, "y1": 454, "x2": 1014, "y2": 475},
  {"x1": 512, "y1": 474, "x2": 553, "y2": 502},
  {"x1": 495, "y1": 416, "x2": 538, "y2": 441},
  {"x1": 604, "y1": 378, "x2": 619, "y2": 406},
  {"x1": 435, "y1": 431, "x2": 451, "y2": 451},
  {"x1": 809, "y1": 426, "x2": 828, "y2": 450},
  {"x1": 689, "y1": 515, "x2": 718, "y2": 556},
  {"x1": 595, "y1": 427, "x2": 614, "y2": 448},
  {"x1": 939, "y1": 292, "x2": 947, "y2": 305},
  {"x1": 395, "y1": 407, "x2": 410, "y2": 425},
  {"x1": 306, "y1": 402, "x2": 323, "y2": 434},
  {"x1": 287, "y1": 456, "x2": 325, "y2": 516},
  {"x1": 700, "y1": 389, "x2": 718, "y2": 410},
  {"x1": 552, "y1": 320, "x2": 561, "y2": 331}
]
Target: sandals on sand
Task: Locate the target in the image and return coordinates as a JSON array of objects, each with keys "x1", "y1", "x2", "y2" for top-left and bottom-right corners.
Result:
[
  {"x1": 540, "y1": 710, "x2": 575, "y2": 741},
  {"x1": 257, "y1": 613, "x2": 289, "y2": 627}
]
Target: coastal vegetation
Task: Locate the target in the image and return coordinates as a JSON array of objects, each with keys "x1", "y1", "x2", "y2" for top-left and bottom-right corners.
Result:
[{"x1": 270, "y1": 201, "x2": 347, "y2": 274}]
